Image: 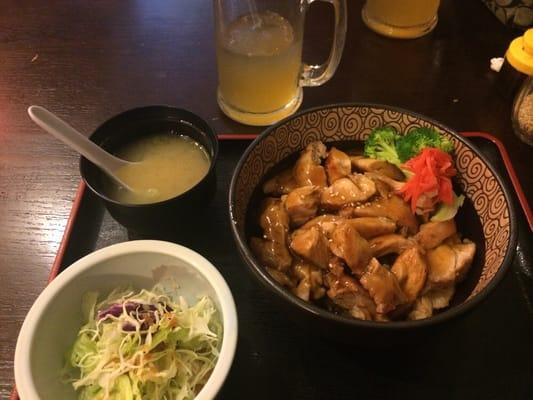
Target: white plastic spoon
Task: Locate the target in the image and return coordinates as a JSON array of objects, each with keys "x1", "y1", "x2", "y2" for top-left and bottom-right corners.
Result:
[{"x1": 28, "y1": 105, "x2": 138, "y2": 192}]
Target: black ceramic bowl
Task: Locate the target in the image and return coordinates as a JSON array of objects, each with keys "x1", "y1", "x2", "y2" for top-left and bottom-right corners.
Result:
[
  {"x1": 80, "y1": 106, "x2": 218, "y2": 234},
  {"x1": 229, "y1": 103, "x2": 517, "y2": 343}
]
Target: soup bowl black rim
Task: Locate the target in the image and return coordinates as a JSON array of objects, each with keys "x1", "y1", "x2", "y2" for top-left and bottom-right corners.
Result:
[
  {"x1": 80, "y1": 105, "x2": 219, "y2": 208},
  {"x1": 229, "y1": 102, "x2": 517, "y2": 330}
]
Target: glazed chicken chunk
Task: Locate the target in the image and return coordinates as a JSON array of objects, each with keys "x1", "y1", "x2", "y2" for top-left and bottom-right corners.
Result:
[
  {"x1": 369, "y1": 234, "x2": 413, "y2": 258},
  {"x1": 251, "y1": 140, "x2": 476, "y2": 323},
  {"x1": 250, "y1": 238, "x2": 292, "y2": 272},
  {"x1": 265, "y1": 267, "x2": 295, "y2": 288},
  {"x1": 327, "y1": 256, "x2": 346, "y2": 277},
  {"x1": 292, "y1": 260, "x2": 326, "y2": 301},
  {"x1": 284, "y1": 186, "x2": 321, "y2": 227},
  {"x1": 360, "y1": 258, "x2": 407, "y2": 314},
  {"x1": 408, "y1": 296, "x2": 433, "y2": 320},
  {"x1": 294, "y1": 141, "x2": 328, "y2": 187},
  {"x1": 364, "y1": 171, "x2": 404, "y2": 192},
  {"x1": 453, "y1": 242, "x2": 477, "y2": 281},
  {"x1": 263, "y1": 168, "x2": 298, "y2": 196},
  {"x1": 290, "y1": 225, "x2": 330, "y2": 270},
  {"x1": 259, "y1": 198, "x2": 290, "y2": 240},
  {"x1": 350, "y1": 194, "x2": 419, "y2": 235},
  {"x1": 325, "y1": 147, "x2": 352, "y2": 184},
  {"x1": 350, "y1": 156, "x2": 404, "y2": 180},
  {"x1": 329, "y1": 222, "x2": 372, "y2": 277},
  {"x1": 250, "y1": 198, "x2": 292, "y2": 271},
  {"x1": 391, "y1": 247, "x2": 427, "y2": 303},
  {"x1": 321, "y1": 174, "x2": 376, "y2": 209},
  {"x1": 301, "y1": 214, "x2": 344, "y2": 237},
  {"x1": 345, "y1": 217, "x2": 397, "y2": 239},
  {"x1": 326, "y1": 273, "x2": 376, "y2": 320},
  {"x1": 408, "y1": 285, "x2": 455, "y2": 320},
  {"x1": 426, "y1": 241, "x2": 476, "y2": 286},
  {"x1": 426, "y1": 285, "x2": 455, "y2": 309},
  {"x1": 416, "y1": 219, "x2": 457, "y2": 249}
]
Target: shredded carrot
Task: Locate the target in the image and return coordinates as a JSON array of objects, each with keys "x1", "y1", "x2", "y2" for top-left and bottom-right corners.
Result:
[{"x1": 398, "y1": 148, "x2": 456, "y2": 212}]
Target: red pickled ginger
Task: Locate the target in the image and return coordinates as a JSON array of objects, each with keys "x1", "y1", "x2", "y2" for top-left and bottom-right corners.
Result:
[{"x1": 398, "y1": 148, "x2": 456, "y2": 213}]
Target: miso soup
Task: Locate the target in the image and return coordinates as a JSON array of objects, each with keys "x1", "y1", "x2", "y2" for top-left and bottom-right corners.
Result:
[{"x1": 109, "y1": 133, "x2": 210, "y2": 204}]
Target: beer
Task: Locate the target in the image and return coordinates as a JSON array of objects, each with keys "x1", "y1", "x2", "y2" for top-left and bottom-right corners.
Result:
[
  {"x1": 362, "y1": 0, "x2": 440, "y2": 39},
  {"x1": 216, "y1": 11, "x2": 302, "y2": 123}
]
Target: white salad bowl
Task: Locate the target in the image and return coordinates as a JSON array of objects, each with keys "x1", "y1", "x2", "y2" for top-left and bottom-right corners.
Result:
[{"x1": 14, "y1": 240, "x2": 238, "y2": 400}]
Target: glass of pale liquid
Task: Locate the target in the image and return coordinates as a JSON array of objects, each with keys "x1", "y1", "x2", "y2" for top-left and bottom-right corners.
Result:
[
  {"x1": 214, "y1": 0, "x2": 347, "y2": 126},
  {"x1": 362, "y1": 0, "x2": 440, "y2": 39}
]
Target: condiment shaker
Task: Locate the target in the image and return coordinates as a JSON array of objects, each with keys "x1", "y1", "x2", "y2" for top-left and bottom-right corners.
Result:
[{"x1": 506, "y1": 29, "x2": 533, "y2": 146}]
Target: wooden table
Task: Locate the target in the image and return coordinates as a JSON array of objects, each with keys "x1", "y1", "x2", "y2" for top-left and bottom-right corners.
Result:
[{"x1": 0, "y1": 0, "x2": 530, "y2": 397}]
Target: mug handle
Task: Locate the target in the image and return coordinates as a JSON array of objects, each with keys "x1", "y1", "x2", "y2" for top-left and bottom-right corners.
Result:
[{"x1": 300, "y1": 0, "x2": 347, "y2": 87}]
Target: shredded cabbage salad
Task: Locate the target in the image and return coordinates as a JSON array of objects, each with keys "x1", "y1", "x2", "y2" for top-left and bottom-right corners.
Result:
[{"x1": 63, "y1": 285, "x2": 221, "y2": 400}]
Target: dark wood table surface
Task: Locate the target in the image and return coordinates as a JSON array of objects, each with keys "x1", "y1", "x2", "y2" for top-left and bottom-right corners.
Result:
[{"x1": 0, "y1": 0, "x2": 531, "y2": 398}]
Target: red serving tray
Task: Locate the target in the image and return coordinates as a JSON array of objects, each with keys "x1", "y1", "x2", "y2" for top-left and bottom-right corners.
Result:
[
  {"x1": 462, "y1": 132, "x2": 532, "y2": 232},
  {"x1": 9, "y1": 131, "x2": 531, "y2": 400}
]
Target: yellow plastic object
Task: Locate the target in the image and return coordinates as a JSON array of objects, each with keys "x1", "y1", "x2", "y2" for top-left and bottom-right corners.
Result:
[
  {"x1": 523, "y1": 29, "x2": 533, "y2": 55},
  {"x1": 506, "y1": 29, "x2": 533, "y2": 76}
]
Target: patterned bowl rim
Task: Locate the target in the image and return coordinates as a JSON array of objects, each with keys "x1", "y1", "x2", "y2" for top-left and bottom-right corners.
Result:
[{"x1": 229, "y1": 102, "x2": 517, "y2": 329}]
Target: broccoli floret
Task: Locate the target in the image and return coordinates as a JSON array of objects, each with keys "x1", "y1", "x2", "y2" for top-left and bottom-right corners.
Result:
[
  {"x1": 363, "y1": 126, "x2": 402, "y2": 165},
  {"x1": 396, "y1": 127, "x2": 454, "y2": 162}
]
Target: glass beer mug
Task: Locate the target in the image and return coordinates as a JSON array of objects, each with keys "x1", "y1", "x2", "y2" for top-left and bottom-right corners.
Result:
[
  {"x1": 362, "y1": 0, "x2": 440, "y2": 39},
  {"x1": 213, "y1": 0, "x2": 347, "y2": 126}
]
